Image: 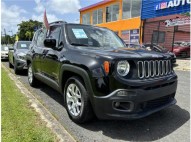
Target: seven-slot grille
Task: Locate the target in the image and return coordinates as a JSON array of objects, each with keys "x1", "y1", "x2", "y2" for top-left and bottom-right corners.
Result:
[{"x1": 137, "y1": 60, "x2": 173, "y2": 79}]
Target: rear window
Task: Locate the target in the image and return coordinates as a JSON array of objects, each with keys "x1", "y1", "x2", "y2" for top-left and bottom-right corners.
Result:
[{"x1": 17, "y1": 42, "x2": 31, "y2": 49}]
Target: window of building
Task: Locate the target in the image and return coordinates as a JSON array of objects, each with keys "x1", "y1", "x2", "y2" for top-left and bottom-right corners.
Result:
[
  {"x1": 152, "y1": 31, "x2": 166, "y2": 43},
  {"x1": 106, "y1": 4, "x2": 119, "y2": 22},
  {"x1": 93, "y1": 9, "x2": 103, "y2": 25},
  {"x1": 122, "y1": 0, "x2": 131, "y2": 19},
  {"x1": 131, "y1": 0, "x2": 141, "y2": 18},
  {"x1": 122, "y1": 0, "x2": 141, "y2": 19},
  {"x1": 82, "y1": 13, "x2": 91, "y2": 25}
]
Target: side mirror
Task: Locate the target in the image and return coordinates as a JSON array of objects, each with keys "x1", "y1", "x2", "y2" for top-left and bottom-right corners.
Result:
[{"x1": 44, "y1": 38, "x2": 56, "y2": 48}]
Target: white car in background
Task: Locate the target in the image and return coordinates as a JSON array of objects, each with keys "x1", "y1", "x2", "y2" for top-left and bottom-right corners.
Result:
[{"x1": 1, "y1": 46, "x2": 9, "y2": 60}]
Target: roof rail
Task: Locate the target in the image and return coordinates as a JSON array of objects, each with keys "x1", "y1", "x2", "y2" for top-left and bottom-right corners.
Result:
[{"x1": 49, "y1": 21, "x2": 67, "y2": 25}]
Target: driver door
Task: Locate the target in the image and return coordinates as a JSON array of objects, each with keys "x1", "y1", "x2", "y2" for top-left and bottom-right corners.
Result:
[{"x1": 41, "y1": 25, "x2": 63, "y2": 84}]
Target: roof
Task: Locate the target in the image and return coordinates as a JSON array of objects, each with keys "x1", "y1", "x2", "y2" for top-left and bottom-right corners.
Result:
[{"x1": 79, "y1": 0, "x2": 111, "y2": 12}]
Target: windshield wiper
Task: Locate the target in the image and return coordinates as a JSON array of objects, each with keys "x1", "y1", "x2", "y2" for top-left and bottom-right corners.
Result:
[{"x1": 70, "y1": 43, "x2": 89, "y2": 46}]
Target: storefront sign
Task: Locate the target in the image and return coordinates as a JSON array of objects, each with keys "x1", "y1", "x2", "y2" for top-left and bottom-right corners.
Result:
[
  {"x1": 121, "y1": 30, "x2": 130, "y2": 44},
  {"x1": 130, "y1": 29, "x2": 139, "y2": 43},
  {"x1": 165, "y1": 16, "x2": 190, "y2": 27},
  {"x1": 155, "y1": 0, "x2": 191, "y2": 10}
]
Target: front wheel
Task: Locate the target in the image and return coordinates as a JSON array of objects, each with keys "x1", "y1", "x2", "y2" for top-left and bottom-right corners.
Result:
[
  {"x1": 64, "y1": 77, "x2": 94, "y2": 123},
  {"x1": 14, "y1": 60, "x2": 19, "y2": 74},
  {"x1": 28, "y1": 64, "x2": 39, "y2": 87}
]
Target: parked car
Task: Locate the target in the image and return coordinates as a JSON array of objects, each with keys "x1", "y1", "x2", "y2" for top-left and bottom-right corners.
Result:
[
  {"x1": 8, "y1": 41, "x2": 31, "y2": 74},
  {"x1": 144, "y1": 43, "x2": 176, "y2": 64},
  {"x1": 173, "y1": 41, "x2": 190, "y2": 57},
  {"x1": 26, "y1": 21, "x2": 177, "y2": 123},
  {"x1": 1, "y1": 46, "x2": 9, "y2": 60}
]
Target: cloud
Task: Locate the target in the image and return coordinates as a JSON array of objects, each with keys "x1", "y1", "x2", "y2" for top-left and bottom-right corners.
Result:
[
  {"x1": 1, "y1": 2, "x2": 27, "y2": 35},
  {"x1": 34, "y1": 0, "x2": 81, "y2": 14},
  {"x1": 34, "y1": 0, "x2": 45, "y2": 13}
]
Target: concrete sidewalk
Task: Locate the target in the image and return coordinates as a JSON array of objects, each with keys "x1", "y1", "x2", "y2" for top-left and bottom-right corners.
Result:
[{"x1": 174, "y1": 59, "x2": 190, "y2": 71}]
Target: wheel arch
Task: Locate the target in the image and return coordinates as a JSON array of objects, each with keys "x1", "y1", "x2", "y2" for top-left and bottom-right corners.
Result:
[{"x1": 60, "y1": 64, "x2": 95, "y2": 105}]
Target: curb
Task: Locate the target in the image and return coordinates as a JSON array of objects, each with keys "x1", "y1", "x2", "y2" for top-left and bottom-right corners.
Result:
[{"x1": 2, "y1": 64, "x2": 76, "y2": 142}]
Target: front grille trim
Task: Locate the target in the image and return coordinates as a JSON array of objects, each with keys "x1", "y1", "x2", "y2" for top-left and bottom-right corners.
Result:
[{"x1": 137, "y1": 60, "x2": 172, "y2": 79}]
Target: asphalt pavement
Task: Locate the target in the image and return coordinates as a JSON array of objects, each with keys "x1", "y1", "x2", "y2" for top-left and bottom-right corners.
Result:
[{"x1": 2, "y1": 61, "x2": 190, "y2": 142}]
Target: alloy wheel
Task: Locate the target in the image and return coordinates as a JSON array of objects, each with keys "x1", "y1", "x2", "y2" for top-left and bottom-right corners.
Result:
[
  {"x1": 66, "y1": 83, "x2": 82, "y2": 117},
  {"x1": 28, "y1": 66, "x2": 33, "y2": 84}
]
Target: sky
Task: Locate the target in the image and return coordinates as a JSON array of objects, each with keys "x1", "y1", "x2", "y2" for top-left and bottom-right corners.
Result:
[{"x1": 1, "y1": 0, "x2": 102, "y2": 35}]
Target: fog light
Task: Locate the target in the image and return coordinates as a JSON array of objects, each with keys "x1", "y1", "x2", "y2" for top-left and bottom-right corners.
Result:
[{"x1": 114, "y1": 102, "x2": 120, "y2": 107}]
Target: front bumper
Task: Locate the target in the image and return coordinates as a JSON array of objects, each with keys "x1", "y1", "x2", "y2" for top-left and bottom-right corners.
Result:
[
  {"x1": 1, "y1": 54, "x2": 8, "y2": 59},
  {"x1": 93, "y1": 78, "x2": 177, "y2": 120}
]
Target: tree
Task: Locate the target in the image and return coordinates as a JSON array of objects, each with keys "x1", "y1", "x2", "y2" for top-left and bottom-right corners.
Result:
[
  {"x1": 17, "y1": 19, "x2": 42, "y2": 41},
  {"x1": 1, "y1": 35, "x2": 15, "y2": 45},
  {"x1": 25, "y1": 31, "x2": 32, "y2": 41}
]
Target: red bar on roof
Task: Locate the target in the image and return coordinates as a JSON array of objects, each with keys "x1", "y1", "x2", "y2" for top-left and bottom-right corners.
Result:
[{"x1": 79, "y1": 0, "x2": 111, "y2": 12}]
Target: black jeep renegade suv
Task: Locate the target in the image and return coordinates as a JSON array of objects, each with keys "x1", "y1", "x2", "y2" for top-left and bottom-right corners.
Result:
[{"x1": 26, "y1": 21, "x2": 177, "y2": 123}]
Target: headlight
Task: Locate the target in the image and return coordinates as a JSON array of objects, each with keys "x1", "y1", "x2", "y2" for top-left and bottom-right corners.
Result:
[
  {"x1": 117, "y1": 61, "x2": 130, "y2": 76},
  {"x1": 17, "y1": 53, "x2": 26, "y2": 60}
]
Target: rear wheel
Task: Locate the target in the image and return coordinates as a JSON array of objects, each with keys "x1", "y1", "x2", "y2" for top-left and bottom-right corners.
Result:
[
  {"x1": 64, "y1": 76, "x2": 94, "y2": 123},
  {"x1": 28, "y1": 63, "x2": 39, "y2": 87}
]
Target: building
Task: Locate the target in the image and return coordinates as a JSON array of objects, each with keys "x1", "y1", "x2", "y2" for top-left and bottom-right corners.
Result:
[
  {"x1": 79, "y1": 0, "x2": 142, "y2": 44},
  {"x1": 141, "y1": 0, "x2": 190, "y2": 51}
]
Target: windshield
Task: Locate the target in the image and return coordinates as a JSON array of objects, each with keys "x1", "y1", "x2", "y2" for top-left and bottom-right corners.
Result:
[
  {"x1": 66, "y1": 24, "x2": 125, "y2": 49},
  {"x1": 17, "y1": 42, "x2": 31, "y2": 49},
  {"x1": 174, "y1": 41, "x2": 190, "y2": 47},
  {"x1": 1, "y1": 46, "x2": 9, "y2": 51}
]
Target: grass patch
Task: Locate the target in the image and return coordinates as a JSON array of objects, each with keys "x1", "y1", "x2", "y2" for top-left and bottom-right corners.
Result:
[{"x1": 1, "y1": 67, "x2": 56, "y2": 142}]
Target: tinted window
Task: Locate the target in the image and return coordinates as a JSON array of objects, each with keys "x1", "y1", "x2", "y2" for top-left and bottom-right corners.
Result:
[
  {"x1": 66, "y1": 24, "x2": 124, "y2": 49},
  {"x1": 131, "y1": 0, "x2": 141, "y2": 18},
  {"x1": 122, "y1": 0, "x2": 141, "y2": 19},
  {"x1": 122, "y1": 0, "x2": 131, "y2": 19},
  {"x1": 47, "y1": 26, "x2": 62, "y2": 47},
  {"x1": 106, "y1": 4, "x2": 119, "y2": 22},
  {"x1": 152, "y1": 31, "x2": 165, "y2": 43},
  {"x1": 93, "y1": 9, "x2": 103, "y2": 25},
  {"x1": 82, "y1": 13, "x2": 91, "y2": 25},
  {"x1": 36, "y1": 29, "x2": 46, "y2": 47},
  {"x1": 17, "y1": 42, "x2": 31, "y2": 49}
]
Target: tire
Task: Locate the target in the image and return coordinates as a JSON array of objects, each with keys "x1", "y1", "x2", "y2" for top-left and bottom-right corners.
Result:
[
  {"x1": 14, "y1": 60, "x2": 19, "y2": 74},
  {"x1": 64, "y1": 76, "x2": 94, "y2": 124},
  {"x1": 28, "y1": 63, "x2": 39, "y2": 87}
]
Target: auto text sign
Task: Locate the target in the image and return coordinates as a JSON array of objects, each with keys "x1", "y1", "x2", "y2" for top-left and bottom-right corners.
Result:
[
  {"x1": 165, "y1": 17, "x2": 190, "y2": 27},
  {"x1": 130, "y1": 29, "x2": 139, "y2": 43}
]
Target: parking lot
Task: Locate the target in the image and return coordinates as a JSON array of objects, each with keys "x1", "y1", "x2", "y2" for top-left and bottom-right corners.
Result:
[{"x1": 1, "y1": 60, "x2": 190, "y2": 142}]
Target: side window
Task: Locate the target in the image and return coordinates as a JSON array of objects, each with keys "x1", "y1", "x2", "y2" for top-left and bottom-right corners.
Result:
[
  {"x1": 36, "y1": 29, "x2": 46, "y2": 47},
  {"x1": 47, "y1": 26, "x2": 62, "y2": 47}
]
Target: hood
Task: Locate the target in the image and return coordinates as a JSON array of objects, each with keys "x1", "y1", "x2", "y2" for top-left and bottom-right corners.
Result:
[
  {"x1": 76, "y1": 47, "x2": 171, "y2": 60},
  {"x1": 1, "y1": 51, "x2": 8, "y2": 54},
  {"x1": 16, "y1": 49, "x2": 29, "y2": 54}
]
